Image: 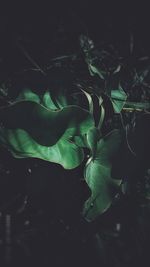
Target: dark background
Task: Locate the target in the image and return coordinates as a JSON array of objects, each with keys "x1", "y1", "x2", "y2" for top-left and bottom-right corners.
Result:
[{"x1": 0, "y1": 1, "x2": 150, "y2": 75}]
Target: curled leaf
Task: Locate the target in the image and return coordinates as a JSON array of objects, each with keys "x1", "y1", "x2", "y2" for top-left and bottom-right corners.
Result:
[{"x1": 81, "y1": 89, "x2": 93, "y2": 114}]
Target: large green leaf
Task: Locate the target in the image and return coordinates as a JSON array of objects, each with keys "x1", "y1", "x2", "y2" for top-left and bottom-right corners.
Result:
[
  {"x1": 0, "y1": 100, "x2": 94, "y2": 169},
  {"x1": 83, "y1": 130, "x2": 122, "y2": 221},
  {"x1": 0, "y1": 128, "x2": 85, "y2": 169},
  {"x1": 0, "y1": 101, "x2": 94, "y2": 146}
]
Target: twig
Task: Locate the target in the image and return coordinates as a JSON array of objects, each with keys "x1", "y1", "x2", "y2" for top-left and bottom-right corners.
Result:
[
  {"x1": 16, "y1": 41, "x2": 47, "y2": 76},
  {"x1": 50, "y1": 54, "x2": 76, "y2": 61},
  {"x1": 122, "y1": 108, "x2": 145, "y2": 112}
]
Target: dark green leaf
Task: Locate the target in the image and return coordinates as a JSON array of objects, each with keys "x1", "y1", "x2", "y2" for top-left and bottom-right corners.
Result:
[
  {"x1": 83, "y1": 130, "x2": 122, "y2": 221},
  {"x1": 0, "y1": 128, "x2": 84, "y2": 169},
  {"x1": 0, "y1": 100, "x2": 94, "y2": 169},
  {"x1": 0, "y1": 101, "x2": 94, "y2": 146},
  {"x1": 111, "y1": 85, "x2": 127, "y2": 113}
]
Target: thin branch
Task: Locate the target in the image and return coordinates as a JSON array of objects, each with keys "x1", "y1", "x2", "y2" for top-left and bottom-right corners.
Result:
[
  {"x1": 16, "y1": 41, "x2": 47, "y2": 76},
  {"x1": 122, "y1": 108, "x2": 145, "y2": 112}
]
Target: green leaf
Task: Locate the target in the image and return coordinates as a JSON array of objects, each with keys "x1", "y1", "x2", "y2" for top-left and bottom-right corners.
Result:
[
  {"x1": 0, "y1": 101, "x2": 94, "y2": 146},
  {"x1": 97, "y1": 96, "x2": 105, "y2": 130},
  {"x1": 83, "y1": 130, "x2": 122, "y2": 221},
  {"x1": 73, "y1": 135, "x2": 87, "y2": 148},
  {"x1": 42, "y1": 90, "x2": 59, "y2": 109},
  {"x1": 111, "y1": 85, "x2": 127, "y2": 113},
  {"x1": 0, "y1": 128, "x2": 84, "y2": 169},
  {"x1": 0, "y1": 101, "x2": 94, "y2": 169},
  {"x1": 81, "y1": 89, "x2": 93, "y2": 114}
]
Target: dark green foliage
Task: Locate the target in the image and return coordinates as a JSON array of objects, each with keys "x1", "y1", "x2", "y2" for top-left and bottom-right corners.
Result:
[{"x1": 0, "y1": 34, "x2": 150, "y2": 222}]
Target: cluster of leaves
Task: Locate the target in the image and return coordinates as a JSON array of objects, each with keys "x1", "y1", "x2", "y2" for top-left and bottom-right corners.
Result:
[{"x1": 0, "y1": 35, "x2": 150, "y2": 222}]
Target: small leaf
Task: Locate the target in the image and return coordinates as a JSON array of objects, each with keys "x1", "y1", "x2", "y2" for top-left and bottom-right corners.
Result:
[
  {"x1": 97, "y1": 97, "x2": 105, "y2": 130},
  {"x1": 113, "y1": 64, "x2": 121, "y2": 74},
  {"x1": 81, "y1": 89, "x2": 93, "y2": 114},
  {"x1": 111, "y1": 85, "x2": 127, "y2": 113}
]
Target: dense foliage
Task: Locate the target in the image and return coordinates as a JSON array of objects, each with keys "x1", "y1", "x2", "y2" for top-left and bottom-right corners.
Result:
[{"x1": 0, "y1": 35, "x2": 150, "y2": 225}]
